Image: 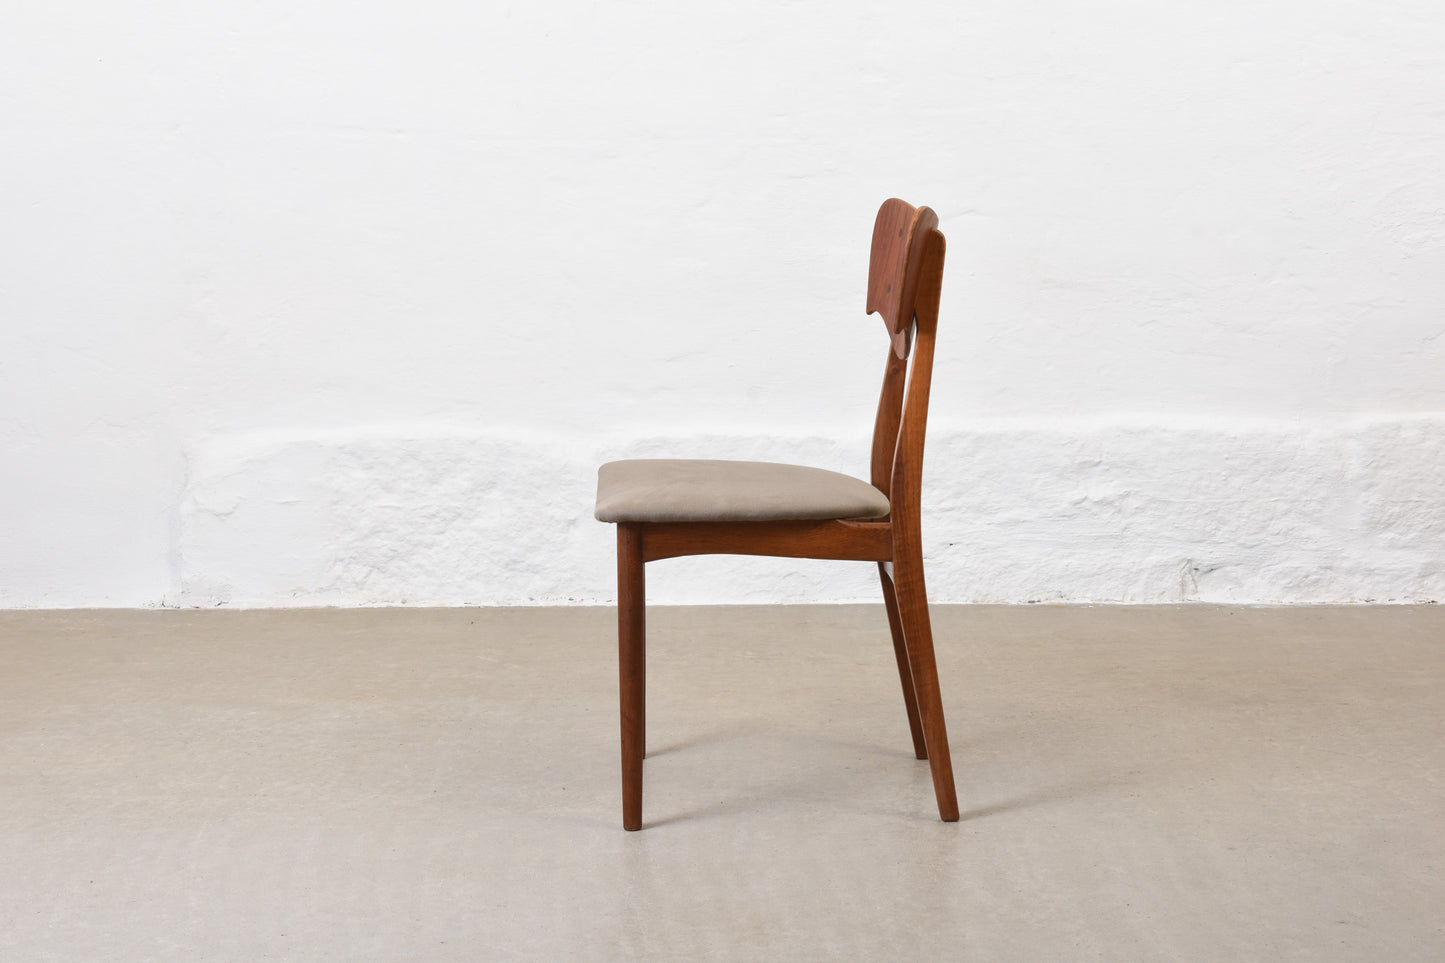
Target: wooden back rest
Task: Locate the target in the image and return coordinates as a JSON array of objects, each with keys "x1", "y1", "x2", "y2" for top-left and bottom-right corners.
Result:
[{"x1": 866, "y1": 199, "x2": 946, "y2": 505}]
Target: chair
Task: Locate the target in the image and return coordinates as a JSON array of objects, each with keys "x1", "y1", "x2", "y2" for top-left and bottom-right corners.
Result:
[{"x1": 594, "y1": 198, "x2": 957, "y2": 830}]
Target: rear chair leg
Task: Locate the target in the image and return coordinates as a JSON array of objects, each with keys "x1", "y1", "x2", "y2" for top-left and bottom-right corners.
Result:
[
  {"x1": 618, "y1": 524, "x2": 646, "y2": 831},
  {"x1": 892, "y1": 552, "x2": 959, "y2": 822},
  {"x1": 879, "y1": 562, "x2": 927, "y2": 759}
]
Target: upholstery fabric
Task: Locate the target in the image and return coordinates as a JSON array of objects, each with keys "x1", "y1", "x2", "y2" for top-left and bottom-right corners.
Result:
[{"x1": 595, "y1": 459, "x2": 890, "y2": 524}]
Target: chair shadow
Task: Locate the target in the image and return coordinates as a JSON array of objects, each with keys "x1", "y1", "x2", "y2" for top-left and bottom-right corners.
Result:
[
  {"x1": 642, "y1": 724, "x2": 915, "y2": 763},
  {"x1": 958, "y1": 774, "x2": 1129, "y2": 821},
  {"x1": 642, "y1": 724, "x2": 764, "y2": 759},
  {"x1": 631, "y1": 719, "x2": 1143, "y2": 828},
  {"x1": 649, "y1": 758, "x2": 1135, "y2": 829}
]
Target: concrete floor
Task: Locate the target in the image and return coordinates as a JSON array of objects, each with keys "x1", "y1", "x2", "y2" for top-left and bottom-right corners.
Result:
[{"x1": 1, "y1": 604, "x2": 1441, "y2": 961}]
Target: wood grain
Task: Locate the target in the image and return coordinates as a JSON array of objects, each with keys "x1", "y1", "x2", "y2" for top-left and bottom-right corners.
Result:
[
  {"x1": 885, "y1": 226, "x2": 959, "y2": 820},
  {"x1": 866, "y1": 198, "x2": 940, "y2": 360},
  {"x1": 618, "y1": 523, "x2": 645, "y2": 831},
  {"x1": 640, "y1": 519, "x2": 891, "y2": 564}
]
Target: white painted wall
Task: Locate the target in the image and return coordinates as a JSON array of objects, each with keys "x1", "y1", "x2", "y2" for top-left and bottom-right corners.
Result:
[{"x1": 3, "y1": 1, "x2": 1443, "y2": 607}]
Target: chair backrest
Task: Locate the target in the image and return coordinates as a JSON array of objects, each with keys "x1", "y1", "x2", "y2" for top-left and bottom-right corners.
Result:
[{"x1": 866, "y1": 199, "x2": 946, "y2": 510}]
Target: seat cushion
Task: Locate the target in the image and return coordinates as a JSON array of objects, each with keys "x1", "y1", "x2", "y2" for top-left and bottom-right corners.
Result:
[{"x1": 595, "y1": 459, "x2": 891, "y2": 524}]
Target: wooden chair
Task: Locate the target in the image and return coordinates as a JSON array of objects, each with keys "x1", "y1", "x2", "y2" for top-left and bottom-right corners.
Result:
[{"x1": 594, "y1": 198, "x2": 957, "y2": 830}]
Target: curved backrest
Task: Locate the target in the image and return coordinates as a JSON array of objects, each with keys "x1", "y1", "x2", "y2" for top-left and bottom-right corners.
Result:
[
  {"x1": 866, "y1": 199, "x2": 946, "y2": 508},
  {"x1": 867, "y1": 199, "x2": 940, "y2": 361}
]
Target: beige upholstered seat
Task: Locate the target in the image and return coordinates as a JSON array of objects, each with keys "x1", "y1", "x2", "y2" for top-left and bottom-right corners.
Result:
[{"x1": 595, "y1": 459, "x2": 890, "y2": 524}]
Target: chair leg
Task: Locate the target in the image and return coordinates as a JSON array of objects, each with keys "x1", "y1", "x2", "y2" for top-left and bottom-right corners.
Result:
[
  {"x1": 618, "y1": 523, "x2": 645, "y2": 831},
  {"x1": 892, "y1": 551, "x2": 959, "y2": 822},
  {"x1": 879, "y1": 563, "x2": 927, "y2": 760}
]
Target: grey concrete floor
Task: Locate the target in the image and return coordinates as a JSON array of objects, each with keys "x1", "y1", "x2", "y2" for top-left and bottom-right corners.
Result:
[{"x1": 1, "y1": 604, "x2": 1441, "y2": 961}]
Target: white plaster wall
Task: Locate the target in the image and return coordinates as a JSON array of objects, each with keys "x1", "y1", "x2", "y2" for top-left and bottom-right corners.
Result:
[
  {"x1": 3, "y1": 1, "x2": 1443, "y2": 607},
  {"x1": 173, "y1": 419, "x2": 1445, "y2": 607}
]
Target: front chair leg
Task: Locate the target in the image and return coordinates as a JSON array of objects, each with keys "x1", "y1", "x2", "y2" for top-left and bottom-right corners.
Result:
[
  {"x1": 892, "y1": 551, "x2": 959, "y2": 822},
  {"x1": 618, "y1": 523, "x2": 646, "y2": 830}
]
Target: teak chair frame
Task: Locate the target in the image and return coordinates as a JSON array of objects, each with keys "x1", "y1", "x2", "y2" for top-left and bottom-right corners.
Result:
[{"x1": 612, "y1": 199, "x2": 957, "y2": 830}]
